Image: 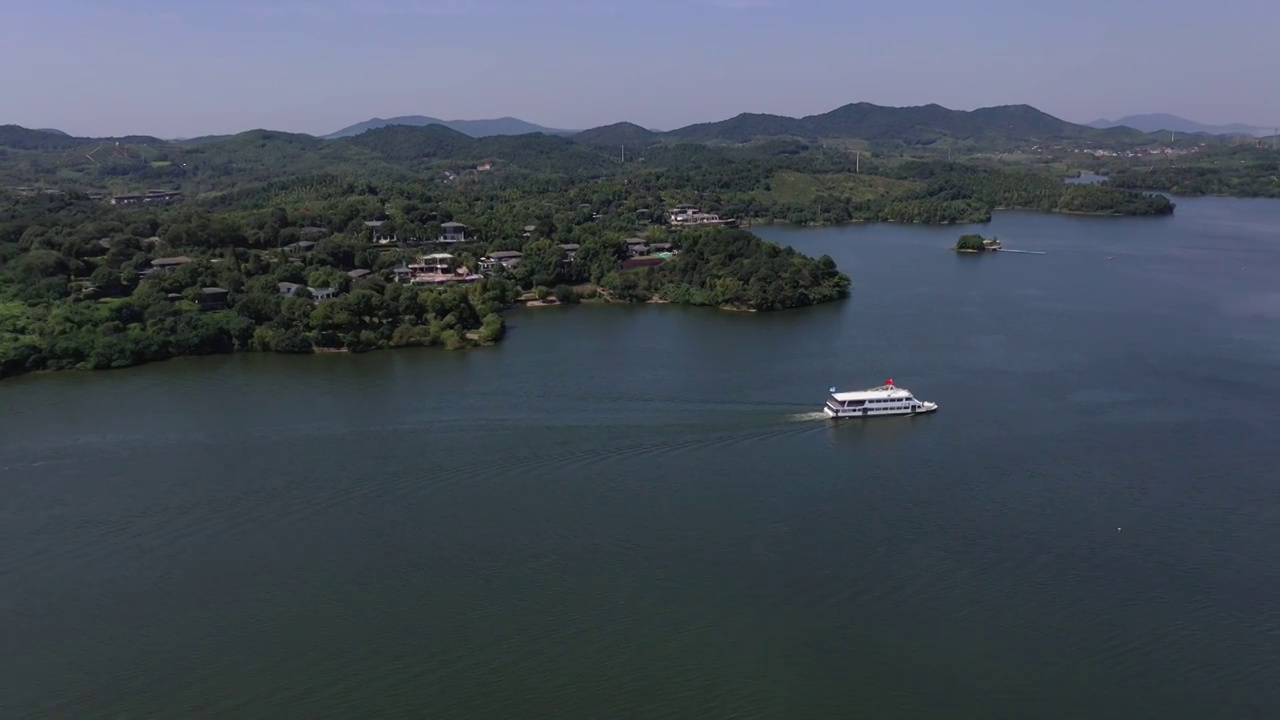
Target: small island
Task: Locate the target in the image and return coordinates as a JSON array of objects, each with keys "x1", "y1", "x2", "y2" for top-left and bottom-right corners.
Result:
[{"x1": 954, "y1": 234, "x2": 1002, "y2": 253}]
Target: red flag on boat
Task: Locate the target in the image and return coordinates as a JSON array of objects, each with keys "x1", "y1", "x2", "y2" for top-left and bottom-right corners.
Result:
[{"x1": 886, "y1": 378, "x2": 893, "y2": 386}]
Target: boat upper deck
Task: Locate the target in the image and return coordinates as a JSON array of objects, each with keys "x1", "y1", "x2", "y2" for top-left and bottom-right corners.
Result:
[{"x1": 830, "y1": 384, "x2": 915, "y2": 402}]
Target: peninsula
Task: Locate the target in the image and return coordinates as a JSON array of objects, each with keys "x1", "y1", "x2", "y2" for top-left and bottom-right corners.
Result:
[{"x1": 0, "y1": 191, "x2": 850, "y2": 380}]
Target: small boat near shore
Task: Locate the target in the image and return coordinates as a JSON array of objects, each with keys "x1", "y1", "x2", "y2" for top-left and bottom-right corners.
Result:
[{"x1": 823, "y1": 379, "x2": 938, "y2": 419}]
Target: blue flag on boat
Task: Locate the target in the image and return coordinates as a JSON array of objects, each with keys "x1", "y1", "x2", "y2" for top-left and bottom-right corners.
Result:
[{"x1": 829, "y1": 386, "x2": 837, "y2": 393}]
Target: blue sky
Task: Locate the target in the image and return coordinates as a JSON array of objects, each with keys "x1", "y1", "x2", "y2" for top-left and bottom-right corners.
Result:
[{"x1": 1, "y1": 0, "x2": 1276, "y2": 137}]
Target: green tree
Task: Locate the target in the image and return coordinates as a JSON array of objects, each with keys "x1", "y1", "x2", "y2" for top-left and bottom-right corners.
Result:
[{"x1": 515, "y1": 239, "x2": 564, "y2": 289}]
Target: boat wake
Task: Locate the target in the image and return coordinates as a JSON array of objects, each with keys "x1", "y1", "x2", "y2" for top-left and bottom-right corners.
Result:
[{"x1": 786, "y1": 411, "x2": 830, "y2": 422}]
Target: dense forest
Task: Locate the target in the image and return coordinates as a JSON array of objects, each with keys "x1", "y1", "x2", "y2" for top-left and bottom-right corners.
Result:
[
  {"x1": 0, "y1": 181, "x2": 850, "y2": 379},
  {"x1": 0, "y1": 190, "x2": 520, "y2": 377},
  {"x1": 0, "y1": 112, "x2": 1200, "y2": 379},
  {"x1": 590, "y1": 229, "x2": 849, "y2": 310},
  {"x1": 1094, "y1": 146, "x2": 1280, "y2": 198}
]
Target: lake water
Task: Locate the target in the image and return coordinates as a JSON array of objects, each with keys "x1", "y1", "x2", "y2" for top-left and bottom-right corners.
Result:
[{"x1": 3, "y1": 197, "x2": 1279, "y2": 718}]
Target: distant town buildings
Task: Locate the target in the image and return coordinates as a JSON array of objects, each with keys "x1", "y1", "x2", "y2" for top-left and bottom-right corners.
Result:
[{"x1": 110, "y1": 189, "x2": 182, "y2": 205}]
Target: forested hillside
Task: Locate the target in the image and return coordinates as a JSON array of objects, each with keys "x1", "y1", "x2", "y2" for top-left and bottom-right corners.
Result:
[
  {"x1": 0, "y1": 119, "x2": 1176, "y2": 222},
  {"x1": 662, "y1": 103, "x2": 1155, "y2": 147},
  {"x1": 1091, "y1": 146, "x2": 1280, "y2": 198}
]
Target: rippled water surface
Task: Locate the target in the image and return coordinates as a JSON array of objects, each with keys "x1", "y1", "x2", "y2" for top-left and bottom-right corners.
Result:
[{"x1": 2, "y1": 197, "x2": 1279, "y2": 718}]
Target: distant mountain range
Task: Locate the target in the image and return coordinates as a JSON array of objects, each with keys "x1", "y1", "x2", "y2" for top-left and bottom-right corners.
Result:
[
  {"x1": 328, "y1": 104, "x2": 1159, "y2": 145},
  {"x1": 573, "y1": 104, "x2": 1156, "y2": 148},
  {"x1": 325, "y1": 115, "x2": 578, "y2": 139},
  {"x1": 659, "y1": 102, "x2": 1133, "y2": 145},
  {"x1": 5, "y1": 102, "x2": 1177, "y2": 160},
  {"x1": 1088, "y1": 113, "x2": 1272, "y2": 137},
  {"x1": 24, "y1": 107, "x2": 1275, "y2": 148},
  {"x1": 4, "y1": 102, "x2": 1216, "y2": 201}
]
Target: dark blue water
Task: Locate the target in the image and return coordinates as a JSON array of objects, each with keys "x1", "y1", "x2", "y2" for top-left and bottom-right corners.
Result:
[{"x1": 2, "y1": 197, "x2": 1278, "y2": 718}]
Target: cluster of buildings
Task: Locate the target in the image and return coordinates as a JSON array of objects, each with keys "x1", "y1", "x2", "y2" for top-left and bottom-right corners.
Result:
[
  {"x1": 128, "y1": 212, "x2": 694, "y2": 308},
  {"x1": 381, "y1": 237, "x2": 678, "y2": 286},
  {"x1": 363, "y1": 202, "x2": 730, "y2": 252},
  {"x1": 356, "y1": 212, "x2": 686, "y2": 286},
  {"x1": 123, "y1": 256, "x2": 233, "y2": 311},
  {"x1": 667, "y1": 205, "x2": 735, "y2": 227},
  {"x1": 390, "y1": 245, "x2": 564, "y2": 285},
  {"x1": 277, "y1": 268, "x2": 376, "y2": 301},
  {"x1": 393, "y1": 253, "x2": 484, "y2": 285},
  {"x1": 622, "y1": 238, "x2": 673, "y2": 257},
  {"x1": 1071, "y1": 145, "x2": 1202, "y2": 159},
  {"x1": 1011, "y1": 142, "x2": 1207, "y2": 160},
  {"x1": 109, "y1": 189, "x2": 182, "y2": 205},
  {"x1": 364, "y1": 220, "x2": 470, "y2": 246},
  {"x1": 8, "y1": 186, "x2": 66, "y2": 198},
  {"x1": 277, "y1": 282, "x2": 338, "y2": 301},
  {"x1": 133, "y1": 254, "x2": 344, "y2": 309}
]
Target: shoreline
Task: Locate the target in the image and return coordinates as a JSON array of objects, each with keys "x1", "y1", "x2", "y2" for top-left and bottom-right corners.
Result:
[
  {"x1": 1106, "y1": 188, "x2": 1280, "y2": 200},
  {"x1": 0, "y1": 292, "x2": 842, "y2": 382},
  {"x1": 745, "y1": 204, "x2": 1171, "y2": 228}
]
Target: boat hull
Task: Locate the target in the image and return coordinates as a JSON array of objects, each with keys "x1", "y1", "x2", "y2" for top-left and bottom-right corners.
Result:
[{"x1": 823, "y1": 402, "x2": 938, "y2": 419}]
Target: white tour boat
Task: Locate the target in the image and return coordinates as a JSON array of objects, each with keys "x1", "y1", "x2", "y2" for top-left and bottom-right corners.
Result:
[{"x1": 823, "y1": 379, "x2": 938, "y2": 419}]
